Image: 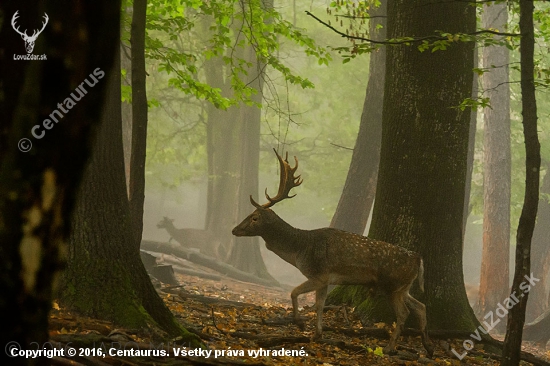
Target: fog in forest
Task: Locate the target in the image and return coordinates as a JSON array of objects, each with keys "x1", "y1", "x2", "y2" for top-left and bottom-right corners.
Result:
[
  {"x1": 3, "y1": 0, "x2": 549, "y2": 363},
  {"x1": 143, "y1": 183, "x2": 494, "y2": 288}
]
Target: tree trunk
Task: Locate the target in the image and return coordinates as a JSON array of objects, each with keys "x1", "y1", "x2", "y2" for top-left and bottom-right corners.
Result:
[
  {"x1": 121, "y1": 43, "x2": 133, "y2": 193},
  {"x1": 329, "y1": 0, "x2": 386, "y2": 235},
  {"x1": 526, "y1": 161, "x2": 550, "y2": 321},
  {"x1": 59, "y1": 48, "x2": 201, "y2": 344},
  {"x1": 121, "y1": 5, "x2": 133, "y2": 194},
  {"x1": 366, "y1": 0, "x2": 478, "y2": 330},
  {"x1": 203, "y1": 2, "x2": 276, "y2": 282},
  {"x1": 502, "y1": 0, "x2": 540, "y2": 363},
  {"x1": 129, "y1": 0, "x2": 148, "y2": 247},
  {"x1": 463, "y1": 47, "x2": 478, "y2": 238},
  {"x1": 226, "y1": 58, "x2": 264, "y2": 272},
  {"x1": 477, "y1": 2, "x2": 511, "y2": 330},
  {"x1": 0, "y1": 2, "x2": 121, "y2": 362}
]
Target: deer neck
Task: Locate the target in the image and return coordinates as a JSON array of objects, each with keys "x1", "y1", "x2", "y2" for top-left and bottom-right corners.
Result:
[
  {"x1": 163, "y1": 223, "x2": 179, "y2": 237},
  {"x1": 260, "y1": 216, "x2": 310, "y2": 265}
]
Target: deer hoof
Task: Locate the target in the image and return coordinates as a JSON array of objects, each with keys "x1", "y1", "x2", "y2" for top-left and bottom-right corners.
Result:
[
  {"x1": 310, "y1": 333, "x2": 322, "y2": 342},
  {"x1": 294, "y1": 318, "x2": 306, "y2": 330},
  {"x1": 383, "y1": 345, "x2": 397, "y2": 356},
  {"x1": 424, "y1": 343, "x2": 435, "y2": 358}
]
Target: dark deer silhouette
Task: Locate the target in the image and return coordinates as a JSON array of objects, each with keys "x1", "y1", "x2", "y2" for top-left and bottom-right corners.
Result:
[
  {"x1": 232, "y1": 149, "x2": 434, "y2": 357},
  {"x1": 157, "y1": 217, "x2": 223, "y2": 260}
]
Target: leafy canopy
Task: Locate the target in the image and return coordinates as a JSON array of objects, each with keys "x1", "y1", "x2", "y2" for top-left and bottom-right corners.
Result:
[{"x1": 145, "y1": 0, "x2": 331, "y2": 109}]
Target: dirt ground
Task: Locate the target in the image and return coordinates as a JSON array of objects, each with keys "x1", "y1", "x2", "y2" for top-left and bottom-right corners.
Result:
[{"x1": 48, "y1": 264, "x2": 550, "y2": 366}]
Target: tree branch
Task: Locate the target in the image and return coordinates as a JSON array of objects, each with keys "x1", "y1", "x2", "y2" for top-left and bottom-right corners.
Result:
[{"x1": 305, "y1": 11, "x2": 520, "y2": 45}]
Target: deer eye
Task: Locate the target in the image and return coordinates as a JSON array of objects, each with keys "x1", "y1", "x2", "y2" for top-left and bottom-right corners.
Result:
[{"x1": 252, "y1": 216, "x2": 258, "y2": 222}]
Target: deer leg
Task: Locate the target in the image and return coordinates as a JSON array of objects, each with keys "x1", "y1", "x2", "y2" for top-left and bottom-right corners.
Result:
[
  {"x1": 384, "y1": 291, "x2": 409, "y2": 355},
  {"x1": 291, "y1": 279, "x2": 323, "y2": 329},
  {"x1": 405, "y1": 294, "x2": 434, "y2": 357},
  {"x1": 312, "y1": 286, "x2": 328, "y2": 340}
]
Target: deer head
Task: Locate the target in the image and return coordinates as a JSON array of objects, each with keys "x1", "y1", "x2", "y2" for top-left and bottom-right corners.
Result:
[
  {"x1": 232, "y1": 148, "x2": 302, "y2": 236},
  {"x1": 12, "y1": 11, "x2": 49, "y2": 53},
  {"x1": 157, "y1": 217, "x2": 174, "y2": 229}
]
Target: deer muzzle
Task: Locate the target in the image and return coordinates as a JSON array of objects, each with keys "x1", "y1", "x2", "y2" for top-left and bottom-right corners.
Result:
[{"x1": 231, "y1": 226, "x2": 245, "y2": 236}]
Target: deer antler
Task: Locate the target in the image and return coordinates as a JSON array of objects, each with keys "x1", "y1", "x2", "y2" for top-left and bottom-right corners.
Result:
[
  {"x1": 11, "y1": 11, "x2": 27, "y2": 38},
  {"x1": 30, "y1": 13, "x2": 49, "y2": 40},
  {"x1": 11, "y1": 11, "x2": 49, "y2": 53},
  {"x1": 250, "y1": 148, "x2": 302, "y2": 209}
]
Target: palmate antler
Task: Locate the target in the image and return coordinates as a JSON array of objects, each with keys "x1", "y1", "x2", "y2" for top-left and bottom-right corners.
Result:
[{"x1": 250, "y1": 148, "x2": 303, "y2": 209}]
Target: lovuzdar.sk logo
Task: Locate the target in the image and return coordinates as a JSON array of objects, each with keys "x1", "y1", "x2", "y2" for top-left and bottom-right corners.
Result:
[{"x1": 12, "y1": 10, "x2": 49, "y2": 60}]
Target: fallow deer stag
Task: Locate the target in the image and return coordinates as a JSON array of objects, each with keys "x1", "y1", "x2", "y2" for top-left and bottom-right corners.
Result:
[{"x1": 232, "y1": 149, "x2": 434, "y2": 357}]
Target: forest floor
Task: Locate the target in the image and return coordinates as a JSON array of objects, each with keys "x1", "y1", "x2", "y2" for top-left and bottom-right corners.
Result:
[{"x1": 49, "y1": 265, "x2": 550, "y2": 366}]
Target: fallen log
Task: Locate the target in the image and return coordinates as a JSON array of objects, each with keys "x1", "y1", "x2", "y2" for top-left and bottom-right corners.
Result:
[
  {"x1": 140, "y1": 251, "x2": 158, "y2": 271},
  {"x1": 174, "y1": 290, "x2": 260, "y2": 309},
  {"x1": 141, "y1": 250, "x2": 223, "y2": 281},
  {"x1": 150, "y1": 264, "x2": 179, "y2": 285},
  {"x1": 172, "y1": 265, "x2": 222, "y2": 281},
  {"x1": 523, "y1": 308, "x2": 550, "y2": 344},
  {"x1": 141, "y1": 240, "x2": 280, "y2": 288}
]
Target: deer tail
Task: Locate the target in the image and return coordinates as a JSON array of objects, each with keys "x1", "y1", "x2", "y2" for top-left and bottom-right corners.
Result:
[{"x1": 418, "y1": 258, "x2": 425, "y2": 292}]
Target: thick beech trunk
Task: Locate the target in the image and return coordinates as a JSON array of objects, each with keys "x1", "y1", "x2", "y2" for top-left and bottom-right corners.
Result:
[
  {"x1": 330, "y1": 0, "x2": 479, "y2": 332},
  {"x1": 59, "y1": 49, "x2": 201, "y2": 345},
  {"x1": 0, "y1": 2, "x2": 121, "y2": 363}
]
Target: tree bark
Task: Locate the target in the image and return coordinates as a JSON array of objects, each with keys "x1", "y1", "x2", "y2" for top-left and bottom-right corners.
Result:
[
  {"x1": 203, "y1": 2, "x2": 276, "y2": 282},
  {"x1": 526, "y1": 161, "x2": 550, "y2": 321},
  {"x1": 227, "y1": 60, "x2": 265, "y2": 272},
  {"x1": 502, "y1": 0, "x2": 540, "y2": 364},
  {"x1": 121, "y1": 4, "x2": 133, "y2": 194},
  {"x1": 477, "y1": 2, "x2": 511, "y2": 329},
  {"x1": 129, "y1": 0, "x2": 148, "y2": 248},
  {"x1": 59, "y1": 48, "x2": 201, "y2": 345},
  {"x1": 329, "y1": 0, "x2": 386, "y2": 235},
  {"x1": 463, "y1": 47, "x2": 478, "y2": 238},
  {"x1": 0, "y1": 2, "x2": 121, "y2": 362},
  {"x1": 367, "y1": 0, "x2": 478, "y2": 330}
]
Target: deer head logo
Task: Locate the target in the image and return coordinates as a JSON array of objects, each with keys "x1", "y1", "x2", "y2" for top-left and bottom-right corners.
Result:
[{"x1": 11, "y1": 11, "x2": 49, "y2": 54}]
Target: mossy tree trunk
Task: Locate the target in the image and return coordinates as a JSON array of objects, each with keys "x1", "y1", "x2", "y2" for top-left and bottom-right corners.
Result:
[
  {"x1": 59, "y1": 49, "x2": 201, "y2": 345},
  {"x1": 0, "y1": 1, "x2": 120, "y2": 362},
  {"x1": 331, "y1": 0, "x2": 479, "y2": 332},
  {"x1": 329, "y1": 0, "x2": 386, "y2": 235}
]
